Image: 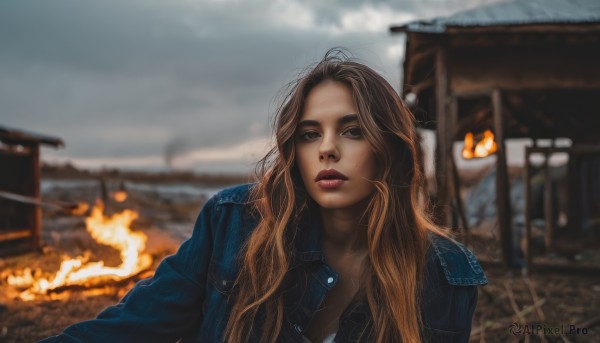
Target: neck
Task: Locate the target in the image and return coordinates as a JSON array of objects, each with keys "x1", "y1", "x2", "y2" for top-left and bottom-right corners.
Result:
[{"x1": 319, "y1": 206, "x2": 368, "y2": 255}]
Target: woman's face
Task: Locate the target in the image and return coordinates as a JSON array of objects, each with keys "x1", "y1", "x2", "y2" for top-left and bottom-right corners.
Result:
[{"x1": 295, "y1": 80, "x2": 377, "y2": 211}]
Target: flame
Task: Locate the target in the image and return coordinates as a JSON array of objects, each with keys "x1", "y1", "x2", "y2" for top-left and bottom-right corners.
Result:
[
  {"x1": 112, "y1": 191, "x2": 128, "y2": 202},
  {"x1": 462, "y1": 130, "x2": 497, "y2": 159},
  {"x1": 6, "y1": 201, "x2": 152, "y2": 301},
  {"x1": 70, "y1": 202, "x2": 90, "y2": 216}
]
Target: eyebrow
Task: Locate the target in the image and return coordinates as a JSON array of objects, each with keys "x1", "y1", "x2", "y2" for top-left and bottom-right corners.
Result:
[{"x1": 297, "y1": 114, "x2": 358, "y2": 129}]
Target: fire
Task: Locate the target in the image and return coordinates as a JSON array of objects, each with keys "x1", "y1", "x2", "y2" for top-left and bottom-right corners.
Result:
[
  {"x1": 6, "y1": 201, "x2": 152, "y2": 301},
  {"x1": 70, "y1": 202, "x2": 90, "y2": 216},
  {"x1": 462, "y1": 130, "x2": 497, "y2": 159},
  {"x1": 112, "y1": 191, "x2": 128, "y2": 202}
]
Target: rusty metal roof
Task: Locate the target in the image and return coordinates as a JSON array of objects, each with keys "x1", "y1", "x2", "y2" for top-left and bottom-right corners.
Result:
[
  {"x1": 0, "y1": 126, "x2": 64, "y2": 147},
  {"x1": 391, "y1": 0, "x2": 600, "y2": 33}
]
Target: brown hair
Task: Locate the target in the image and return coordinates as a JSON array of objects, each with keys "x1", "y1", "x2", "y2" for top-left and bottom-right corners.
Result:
[{"x1": 224, "y1": 49, "x2": 449, "y2": 343}]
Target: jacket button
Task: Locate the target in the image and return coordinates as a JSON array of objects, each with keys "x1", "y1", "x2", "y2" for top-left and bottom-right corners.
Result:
[{"x1": 327, "y1": 277, "x2": 334, "y2": 284}]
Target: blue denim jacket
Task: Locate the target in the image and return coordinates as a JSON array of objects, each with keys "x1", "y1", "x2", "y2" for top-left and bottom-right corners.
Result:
[{"x1": 41, "y1": 183, "x2": 487, "y2": 343}]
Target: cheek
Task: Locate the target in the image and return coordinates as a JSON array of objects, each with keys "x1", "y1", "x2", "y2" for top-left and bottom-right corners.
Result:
[
  {"x1": 356, "y1": 148, "x2": 377, "y2": 177},
  {"x1": 295, "y1": 149, "x2": 311, "y2": 180}
]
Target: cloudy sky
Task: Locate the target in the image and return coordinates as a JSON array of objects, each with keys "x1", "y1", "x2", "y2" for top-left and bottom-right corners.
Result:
[{"x1": 0, "y1": 0, "x2": 505, "y2": 174}]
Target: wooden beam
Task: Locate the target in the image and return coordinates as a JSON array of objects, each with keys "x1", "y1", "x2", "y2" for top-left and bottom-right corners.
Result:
[
  {"x1": 434, "y1": 47, "x2": 452, "y2": 226},
  {"x1": 450, "y1": 151, "x2": 470, "y2": 242},
  {"x1": 0, "y1": 147, "x2": 32, "y2": 156},
  {"x1": 0, "y1": 229, "x2": 32, "y2": 242},
  {"x1": 391, "y1": 23, "x2": 600, "y2": 34},
  {"x1": 543, "y1": 147, "x2": 554, "y2": 253},
  {"x1": 444, "y1": 23, "x2": 600, "y2": 35},
  {"x1": 492, "y1": 89, "x2": 514, "y2": 268},
  {"x1": 527, "y1": 145, "x2": 600, "y2": 155},
  {"x1": 448, "y1": 96, "x2": 464, "y2": 234},
  {"x1": 568, "y1": 154, "x2": 581, "y2": 244},
  {"x1": 448, "y1": 45, "x2": 600, "y2": 92},
  {"x1": 31, "y1": 144, "x2": 41, "y2": 252},
  {"x1": 524, "y1": 146, "x2": 533, "y2": 274}
]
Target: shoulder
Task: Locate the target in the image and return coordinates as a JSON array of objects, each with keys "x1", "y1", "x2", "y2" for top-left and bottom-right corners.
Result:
[
  {"x1": 198, "y1": 183, "x2": 259, "y2": 266},
  {"x1": 426, "y1": 233, "x2": 488, "y2": 286},
  {"x1": 211, "y1": 183, "x2": 255, "y2": 205},
  {"x1": 421, "y1": 234, "x2": 485, "y2": 339},
  {"x1": 201, "y1": 183, "x2": 258, "y2": 235}
]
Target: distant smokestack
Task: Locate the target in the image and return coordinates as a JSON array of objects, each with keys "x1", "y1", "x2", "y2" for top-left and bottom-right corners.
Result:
[{"x1": 164, "y1": 138, "x2": 188, "y2": 169}]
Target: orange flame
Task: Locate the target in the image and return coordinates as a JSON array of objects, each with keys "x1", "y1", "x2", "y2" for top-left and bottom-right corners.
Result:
[
  {"x1": 6, "y1": 201, "x2": 152, "y2": 301},
  {"x1": 112, "y1": 191, "x2": 128, "y2": 202},
  {"x1": 462, "y1": 130, "x2": 497, "y2": 159},
  {"x1": 70, "y1": 202, "x2": 90, "y2": 216}
]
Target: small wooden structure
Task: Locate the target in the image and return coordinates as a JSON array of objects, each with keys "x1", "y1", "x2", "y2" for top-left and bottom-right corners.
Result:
[
  {"x1": 0, "y1": 126, "x2": 64, "y2": 256},
  {"x1": 390, "y1": 0, "x2": 600, "y2": 269}
]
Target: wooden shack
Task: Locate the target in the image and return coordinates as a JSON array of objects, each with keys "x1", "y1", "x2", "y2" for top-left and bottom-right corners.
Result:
[
  {"x1": 390, "y1": 0, "x2": 600, "y2": 269},
  {"x1": 0, "y1": 126, "x2": 64, "y2": 256}
]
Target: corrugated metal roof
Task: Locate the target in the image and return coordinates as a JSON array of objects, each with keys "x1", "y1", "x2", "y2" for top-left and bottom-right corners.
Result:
[{"x1": 395, "y1": 0, "x2": 600, "y2": 33}]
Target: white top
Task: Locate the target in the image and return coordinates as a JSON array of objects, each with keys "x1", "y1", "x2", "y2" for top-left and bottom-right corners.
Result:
[{"x1": 301, "y1": 333, "x2": 336, "y2": 343}]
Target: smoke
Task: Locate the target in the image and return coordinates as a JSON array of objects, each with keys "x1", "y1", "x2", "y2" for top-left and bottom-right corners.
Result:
[{"x1": 164, "y1": 137, "x2": 189, "y2": 169}]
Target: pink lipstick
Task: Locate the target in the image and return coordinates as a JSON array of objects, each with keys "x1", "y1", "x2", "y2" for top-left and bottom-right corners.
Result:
[{"x1": 315, "y1": 169, "x2": 348, "y2": 189}]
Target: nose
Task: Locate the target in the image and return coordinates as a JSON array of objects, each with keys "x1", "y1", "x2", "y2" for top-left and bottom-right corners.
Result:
[{"x1": 319, "y1": 133, "x2": 339, "y2": 161}]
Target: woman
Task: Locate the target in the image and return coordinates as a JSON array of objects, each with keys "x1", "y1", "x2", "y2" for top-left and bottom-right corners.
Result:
[{"x1": 42, "y1": 50, "x2": 487, "y2": 343}]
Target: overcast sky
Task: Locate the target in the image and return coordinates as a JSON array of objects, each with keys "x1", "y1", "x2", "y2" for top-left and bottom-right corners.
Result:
[{"x1": 0, "y1": 0, "x2": 506, "y2": 174}]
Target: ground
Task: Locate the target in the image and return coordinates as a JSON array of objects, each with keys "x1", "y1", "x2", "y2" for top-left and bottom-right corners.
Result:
[{"x1": 472, "y1": 268, "x2": 600, "y2": 343}]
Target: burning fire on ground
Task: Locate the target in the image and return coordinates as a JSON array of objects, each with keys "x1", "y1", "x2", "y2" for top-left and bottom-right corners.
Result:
[
  {"x1": 6, "y1": 199, "x2": 152, "y2": 301},
  {"x1": 462, "y1": 130, "x2": 498, "y2": 159}
]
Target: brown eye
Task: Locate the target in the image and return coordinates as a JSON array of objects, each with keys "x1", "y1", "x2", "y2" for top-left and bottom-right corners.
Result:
[
  {"x1": 300, "y1": 131, "x2": 320, "y2": 140},
  {"x1": 343, "y1": 127, "x2": 362, "y2": 138}
]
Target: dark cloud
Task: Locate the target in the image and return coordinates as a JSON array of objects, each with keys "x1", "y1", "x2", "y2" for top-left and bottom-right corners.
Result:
[{"x1": 0, "y1": 0, "x2": 504, "y2": 172}]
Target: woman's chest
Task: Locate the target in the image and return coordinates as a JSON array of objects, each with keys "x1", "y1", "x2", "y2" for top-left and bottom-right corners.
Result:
[
  {"x1": 302, "y1": 254, "x2": 365, "y2": 342},
  {"x1": 302, "y1": 275, "x2": 360, "y2": 341}
]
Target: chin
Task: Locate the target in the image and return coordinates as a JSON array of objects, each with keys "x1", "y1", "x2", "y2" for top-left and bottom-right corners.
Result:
[{"x1": 311, "y1": 193, "x2": 370, "y2": 211}]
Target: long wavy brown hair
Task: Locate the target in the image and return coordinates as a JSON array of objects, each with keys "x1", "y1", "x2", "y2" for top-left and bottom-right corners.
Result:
[{"x1": 224, "y1": 49, "x2": 449, "y2": 343}]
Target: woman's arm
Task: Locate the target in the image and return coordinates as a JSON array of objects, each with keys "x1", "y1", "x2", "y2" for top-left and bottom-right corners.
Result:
[
  {"x1": 454, "y1": 285, "x2": 478, "y2": 343},
  {"x1": 40, "y1": 196, "x2": 218, "y2": 343}
]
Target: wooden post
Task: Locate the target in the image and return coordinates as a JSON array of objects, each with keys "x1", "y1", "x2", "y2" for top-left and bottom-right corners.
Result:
[
  {"x1": 446, "y1": 95, "x2": 468, "y2": 232},
  {"x1": 524, "y1": 146, "x2": 532, "y2": 274},
  {"x1": 434, "y1": 47, "x2": 452, "y2": 226},
  {"x1": 30, "y1": 144, "x2": 42, "y2": 252},
  {"x1": 451, "y1": 152, "x2": 471, "y2": 242},
  {"x1": 492, "y1": 89, "x2": 513, "y2": 268},
  {"x1": 543, "y1": 148, "x2": 554, "y2": 253}
]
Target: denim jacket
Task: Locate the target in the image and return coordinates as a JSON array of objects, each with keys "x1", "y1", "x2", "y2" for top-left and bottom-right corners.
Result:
[{"x1": 41, "y1": 183, "x2": 487, "y2": 343}]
